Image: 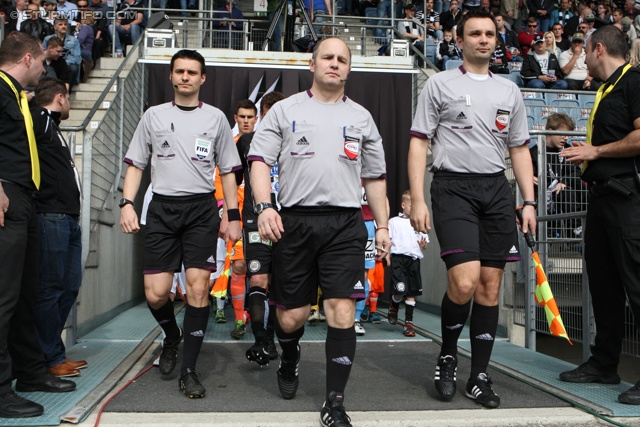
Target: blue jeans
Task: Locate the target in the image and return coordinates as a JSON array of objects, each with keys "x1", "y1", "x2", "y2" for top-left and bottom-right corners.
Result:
[
  {"x1": 109, "y1": 23, "x2": 142, "y2": 51},
  {"x1": 34, "y1": 213, "x2": 82, "y2": 367},
  {"x1": 267, "y1": 10, "x2": 284, "y2": 51},
  {"x1": 376, "y1": 0, "x2": 390, "y2": 38},
  {"x1": 538, "y1": 16, "x2": 550, "y2": 32},
  {"x1": 180, "y1": 0, "x2": 197, "y2": 16},
  {"x1": 526, "y1": 78, "x2": 568, "y2": 89}
]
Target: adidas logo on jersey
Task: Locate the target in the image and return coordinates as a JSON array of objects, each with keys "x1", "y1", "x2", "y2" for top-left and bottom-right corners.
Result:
[
  {"x1": 353, "y1": 281, "x2": 364, "y2": 290},
  {"x1": 509, "y1": 245, "x2": 518, "y2": 254},
  {"x1": 296, "y1": 136, "x2": 310, "y2": 145},
  {"x1": 332, "y1": 356, "x2": 352, "y2": 366},
  {"x1": 161, "y1": 140, "x2": 170, "y2": 149},
  {"x1": 207, "y1": 255, "x2": 215, "y2": 263},
  {"x1": 190, "y1": 330, "x2": 204, "y2": 337},
  {"x1": 456, "y1": 112, "x2": 467, "y2": 120}
]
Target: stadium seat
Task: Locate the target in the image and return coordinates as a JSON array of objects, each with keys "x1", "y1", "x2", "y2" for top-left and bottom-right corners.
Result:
[
  {"x1": 527, "y1": 115, "x2": 536, "y2": 129},
  {"x1": 496, "y1": 73, "x2": 523, "y2": 87},
  {"x1": 579, "y1": 93, "x2": 595, "y2": 107},
  {"x1": 425, "y1": 44, "x2": 436, "y2": 66},
  {"x1": 545, "y1": 92, "x2": 576, "y2": 104},
  {"x1": 445, "y1": 59, "x2": 463, "y2": 70},
  {"x1": 575, "y1": 118, "x2": 588, "y2": 131}
]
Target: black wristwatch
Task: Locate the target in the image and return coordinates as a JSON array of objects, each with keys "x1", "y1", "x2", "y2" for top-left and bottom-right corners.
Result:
[
  {"x1": 254, "y1": 202, "x2": 274, "y2": 215},
  {"x1": 523, "y1": 200, "x2": 538, "y2": 208},
  {"x1": 119, "y1": 198, "x2": 134, "y2": 208}
]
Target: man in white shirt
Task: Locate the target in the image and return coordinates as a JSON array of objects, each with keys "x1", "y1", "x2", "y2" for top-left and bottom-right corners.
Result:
[{"x1": 559, "y1": 31, "x2": 593, "y2": 90}]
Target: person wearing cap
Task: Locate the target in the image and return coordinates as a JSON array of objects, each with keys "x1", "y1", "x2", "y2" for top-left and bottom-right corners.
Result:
[
  {"x1": 559, "y1": 30, "x2": 595, "y2": 90},
  {"x1": 42, "y1": 0, "x2": 57, "y2": 25},
  {"x1": 621, "y1": 16, "x2": 638, "y2": 42},
  {"x1": 520, "y1": 33, "x2": 567, "y2": 88},
  {"x1": 581, "y1": 10, "x2": 597, "y2": 42},
  {"x1": 559, "y1": 24, "x2": 640, "y2": 407},
  {"x1": 397, "y1": 4, "x2": 426, "y2": 67}
]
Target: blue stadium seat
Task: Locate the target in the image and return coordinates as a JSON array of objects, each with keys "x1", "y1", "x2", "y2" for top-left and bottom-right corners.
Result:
[
  {"x1": 579, "y1": 93, "x2": 595, "y2": 107},
  {"x1": 568, "y1": 136, "x2": 587, "y2": 145},
  {"x1": 527, "y1": 115, "x2": 535, "y2": 129},
  {"x1": 524, "y1": 98, "x2": 546, "y2": 119},
  {"x1": 521, "y1": 91, "x2": 544, "y2": 99},
  {"x1": 496, "y1": 73, "x2": 523, "y2": 87},
  {"x1": 545, "y1": 92, "x2": 577, "y2": 104},
  {"x1": 575, "y1": 118, "x2": 588, "y2": 132},
  {"x1": 425, "y1": 44, "x2": 436, "y2": 66},
  {"x1": 445, "y1": 59, "x2": 464, "y2": 70},
  {"x1": 549, "y1": 98, "x2": 580, "y2": 109}
]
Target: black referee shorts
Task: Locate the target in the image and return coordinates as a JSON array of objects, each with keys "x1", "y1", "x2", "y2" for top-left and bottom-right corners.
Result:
[
  {"x1": 143, "y1": 193, "x2": 220, "y2": 274},
  {"x1": 271, "y1": 206, "x2": 368, "y2": 309},
  {"x1": 431, "y1": 171, "x2": 520, "y2": 270}
]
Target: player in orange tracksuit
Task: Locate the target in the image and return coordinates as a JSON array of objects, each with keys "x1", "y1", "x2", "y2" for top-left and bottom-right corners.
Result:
[{"x1": 213, "y1": 99, "x2": 257, "y2": 339}]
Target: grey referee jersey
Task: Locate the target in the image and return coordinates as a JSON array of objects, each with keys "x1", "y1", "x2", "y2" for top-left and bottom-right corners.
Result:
[
  {"x1": 247, "y1": 91, "x2": 387, "y2": 209},
  {"x1": 124, "y1": 101, "x2": 241, "y2": 196},
  {"x1": 411, "y1": 67, "x2": 530, "y2": 174}
]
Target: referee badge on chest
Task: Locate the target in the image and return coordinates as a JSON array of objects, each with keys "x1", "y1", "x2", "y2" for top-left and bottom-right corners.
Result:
[
  {"x1": 495, "y1": 109, "x2": 510, "y2": 131},
  {"x1": 341, "y1": 126, "x2": 362, "y2": 161},
  {"x1": 194, "y1": 138, "x2": 212, "y2": 161}
]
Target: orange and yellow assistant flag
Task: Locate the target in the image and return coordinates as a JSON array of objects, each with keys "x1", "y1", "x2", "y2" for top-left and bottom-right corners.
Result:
[
  {"x1": 210, "y1": 240, "x2": 233, "y2": 300},
  {"x1": 531, "y1": 252, "x2": 573, "y2": 345}
]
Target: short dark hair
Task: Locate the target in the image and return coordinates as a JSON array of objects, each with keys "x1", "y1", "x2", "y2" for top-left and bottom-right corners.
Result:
[
  {"x1": 54, "y1": 16, "x2": 67, "y2": 24},
  {"x1": 259, "y1": 91, "x2": 284, "y2": 116},
  {"x1": 46, "y1": 36, "x2": 64, "y2": 49},
  {"x1": 170, "y1": 49, "x2": 206, "y2": 74},
  {"x1": 546, "y1": 113, "x2": 575, "y2": 131},
  {"x1": 0, "y1": 32, "x2": 43, "y2": 68},
  {"x1": 34, "y1": 77, "x2": 68, "y2": 107},
  {"x1": 588, "y1": 25, "x2": 628, "y2": 59},
  {"x1": 456, "y1": 10, "x2": 497, "y2": 41},
  {"x1": 235, "y1": 99, "x2": 257, "y2": 115}
]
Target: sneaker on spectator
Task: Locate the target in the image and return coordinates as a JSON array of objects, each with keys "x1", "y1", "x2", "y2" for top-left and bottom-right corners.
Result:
[
  {"x1": 354, "y1": 321, "x2": 365, "y2": 336},
  {"x1": 403, "y1": 322, "x2": 416, "y2": 337},
  {"x1": 277, "y1": 347, "x2": 300, "y2": 399},
  {"x1": 370, "y1": 312, "x2": 382, "y2": 324},
  {"x1": 434, "y1": 354, "x2": 457, "y2": 400},
  {"x1": 214, "y1": 309, "x2": 226, "y2": 323},
  {"x1": 230, "y1": 320, "x2": 246, "y2": 340},
  {"x1": 179, "y1": 369, "x2": 205, "y2": 398},
  {"x1": 159, "y1": 327, "x2": 183, "y2": 375},
  {"x1": 320, "y1": 391, "x2": 353, "y2": 427},
  {"x1": 360, "y1": 307, "x2": 370, "y2": 323},
  {"x1": 465, "y1": 373, "x2": 500, "y2": 408},
  {"x1": 388, "y1": 306, "x2": 398, "y2": 325}
]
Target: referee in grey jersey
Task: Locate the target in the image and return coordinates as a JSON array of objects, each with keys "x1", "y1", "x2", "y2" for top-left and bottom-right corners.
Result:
[
  {"x1": 248, "y1": 38, "x2": 390, "y2": 427},
  {"x1": 408, "y1": 10, "x2": 536, "y2": 409}
]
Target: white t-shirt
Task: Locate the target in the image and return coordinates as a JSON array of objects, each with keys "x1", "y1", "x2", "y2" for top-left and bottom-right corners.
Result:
[{"x1": 534, "y1": 51, "x2": 550, "y2": 75}]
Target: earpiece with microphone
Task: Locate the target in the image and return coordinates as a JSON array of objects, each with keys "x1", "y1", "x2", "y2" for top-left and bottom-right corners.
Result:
[{"x1": 340, "y1": 78, "x2": 347, "y2": 82}]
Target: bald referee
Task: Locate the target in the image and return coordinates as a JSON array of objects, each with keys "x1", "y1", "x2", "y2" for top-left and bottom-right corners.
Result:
[
  {"x1": 248, "y1": 38, "x2": 390, "y2": 427},
  {"x1": 120, "y1": 49, "x2": 241, "y2": 399},
  {"x1": 408, "y1": 10, "x2": 536, "y2": 409}
]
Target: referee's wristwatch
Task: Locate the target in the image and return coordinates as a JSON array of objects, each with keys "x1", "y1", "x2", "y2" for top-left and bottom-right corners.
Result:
[
  {"x1": 254, "y1": 202, "x2": 274, "y2": 215},
  {"x1": 522, "y1": 200, "x2": 537, "y2": 208},
  {"x1": 119, "y1": 198, "x2": 134, "y2": 208}
]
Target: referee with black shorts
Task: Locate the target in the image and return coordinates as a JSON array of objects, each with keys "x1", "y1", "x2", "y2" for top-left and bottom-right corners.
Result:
[
  {"x1": 408, "y1": 11, "x2": 536, "y2": 409},
  {"x1": 248, "y1": 38, "x2": 390, "y2": 427},
  {"x1": 120, "y1": 49, "x2": 242, "y2": 399},
  {"x1": 559, "y1": 25, "x2": 640, "y2": 405}
]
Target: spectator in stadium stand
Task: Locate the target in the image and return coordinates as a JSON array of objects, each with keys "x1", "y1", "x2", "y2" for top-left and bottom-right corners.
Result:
[
  {"x1": 621, "y1": 16, "x2": 638, "y2": 41},
  {"x1": 545, "y1": 30, "x2": 561, "y2": 56},
  {"x1": 496, "y1": 14, "x2": 522, "y2": 60},
  {"x1": 43, "y1": 18, "x2": 81, "y2": 85},
  {"x1": 20, "y1": 2, "x2": 54, "y2": 41},
  {"x1": 596, "y1": 3, "x2": 613, "y2": 23},
  {"x1": 6, "y1": 0, "x2": 29, "y2": 32},
  {"x1": 521, "y1": 34, "x2": 568, "y2": 89},
  {"x1": 559, "y1": 31, "x2": 590, "y2": 89},
  {"x1": 563, "y1": 1, "x2": 589, "y2": 37},
  {"x1": 440, "y1": 0, "x2": 463, "y2": 31},
  {"x1": 42, "y1": 0, "x2": 57, "y2": 25},
  {"x1": 42, "y1": 37, "x2": 72, "y2": 90},
  {"x1": 630, "y1": 38, "x2": 640, "y2": 67},
  {"x1": 551, "y1": 22, "x2": 571, "y2": 51},
  {"x1": 518, "y1": 16, "x2": 543, "y2": 55},
  {"x1": 527, "y1": 0, "x2": 555, "y2": 32},
  {"x1": 500, "y1": 0, "x2": 525, "y2": 33},
  {"x1": 582, "y1": 10, "x2": 597, "y2": 41},
  {"x1": 551, "y1": 0, "x2": 574, "y2": 27}
]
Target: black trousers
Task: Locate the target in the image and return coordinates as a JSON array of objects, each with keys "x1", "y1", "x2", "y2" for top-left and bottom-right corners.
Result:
[
  {"x1": 0, "y1": 183, "x2": 48, "y2": 394},
  {"x1": 584, "y1": 181, "x2": 640, "y2": 372}
]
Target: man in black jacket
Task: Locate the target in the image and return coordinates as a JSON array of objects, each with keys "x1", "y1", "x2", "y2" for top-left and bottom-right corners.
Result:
[
  {"x1": 520, "y1": 34, "x2": 568, "y2": 88},
  {"x1": 20, "y1": 3, "x2": 54, "y2": 41},
  {"x1": 31, "y1": 77, "x2": 86, "y2": 379},
  {"x1": 43, "y1": 37, "x2": 72, "y2": 90}
]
